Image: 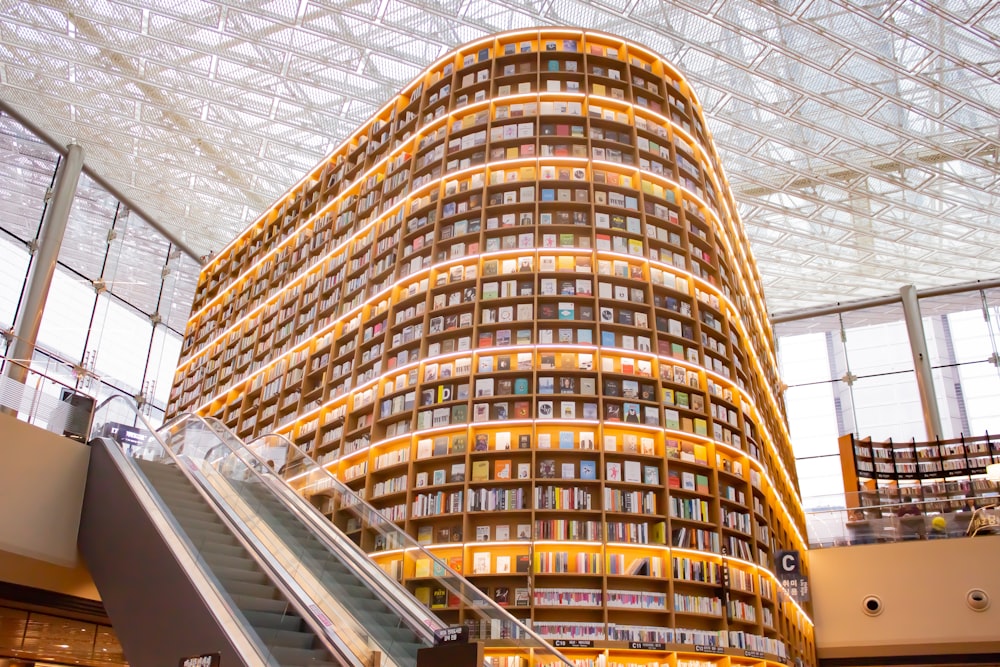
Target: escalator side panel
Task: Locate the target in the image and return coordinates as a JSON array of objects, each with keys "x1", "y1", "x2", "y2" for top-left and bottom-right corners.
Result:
[{"x1": 78, "y1": 442, "x2": 250, "y2": 667}]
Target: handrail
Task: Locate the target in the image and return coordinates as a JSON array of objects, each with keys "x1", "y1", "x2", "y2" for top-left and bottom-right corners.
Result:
[
  {"x1": 0, "y1": 344, "x2": 96, "y2": 436},
  {"x1": 162, "y1": 412, "x2": 373, "y2": 667},
  {"x1": 87, "y1": 396, "x2": 274, "y2": 666},
  {"x1": 90, "y1": 396, "x2": 366, "y2": 667},
  {"x1": 206, "y1": 420, "x2": 442, "y2": 648},
  {"x1": 250, "y1": 430, "x2": 575, "y2": 666},
  {"x1": 0, "y1": 345, "x2": 86, "y2": 395},
  {"x1": 804, "y1": 491, "x2": 1000, "y2": 548}
]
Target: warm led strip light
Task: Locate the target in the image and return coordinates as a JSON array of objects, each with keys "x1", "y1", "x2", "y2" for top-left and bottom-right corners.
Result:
[
  {"x1": 193, "y1": 247, "x2": 724, "y2": 415},
  {"x1": 192, "y1": 83, "x2": 724, "y2": 328},
  {"x1": 188, "y1": 242, "x2": 809, "y2": 547},
  {"x1": 191, "y1": 242, "x2": 809, "y2": 539},
  {"x1": 186, "y1": 155, "x2": 750, "y2": 387},
  {"x1": 272, "y1": 347, "x2": 810, "y2": 553},
  {"x1": 180, "y1": 31, "x2": 815, "y2": 657},
  {"x1": 203, "y1": 28, "x2": 695, "y2": 274}
]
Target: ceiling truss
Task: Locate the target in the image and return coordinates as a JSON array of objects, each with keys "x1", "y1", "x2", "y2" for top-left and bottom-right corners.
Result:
[{"x1": 0, "y1": 0, "x2": 997, "y2": 315}]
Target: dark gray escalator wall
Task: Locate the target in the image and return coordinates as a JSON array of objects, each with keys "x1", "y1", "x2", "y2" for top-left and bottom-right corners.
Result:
[{"x1": 78, "y1": 441, "x2": 249, "y2": 666}]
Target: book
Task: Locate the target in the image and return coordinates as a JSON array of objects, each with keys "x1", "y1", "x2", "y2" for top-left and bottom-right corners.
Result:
[
  {"x1": 493, "y1": 586, "x2": 510, "y2": 605},
  {"x1": 516, "y1": 554, "x2": 531, "y2": 573},
  {"x1": 472, "y1": 460, "x2": 490, "y2": 481},
  {"x1": 495, "y1": 431, "x2": 512, "y2": 450},
  {"x1": 473, "y1": 552, "x2": 491, "y2": 573},
  {"x1": 643, "y1": 465, "x2": 660, "y2": 485},
  {"x1": 496, "y1": 556, "x2": 511, "y2": 573},
  {"x1": 580, "y1": 460, "x2": 597, "y2": 480},
  {"x1": 431, "y1": 587, "x2": 448, "y2": 608},
  {"x1": 495, "y1": 459, "x2": 512, "y2": 479}
]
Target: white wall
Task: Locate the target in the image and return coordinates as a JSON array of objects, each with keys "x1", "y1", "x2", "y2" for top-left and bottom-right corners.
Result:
[{"x1": 0, "y1": 411, "x2": 91, "y2": 568}]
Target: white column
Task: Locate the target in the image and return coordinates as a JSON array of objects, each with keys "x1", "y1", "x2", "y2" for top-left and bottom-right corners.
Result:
[
  {"x1": 5, "y1": 143, "x2": 85, "y2": 385},
  {"x1": 899, "y1": 284, "x2": 943, "y2": 439}
]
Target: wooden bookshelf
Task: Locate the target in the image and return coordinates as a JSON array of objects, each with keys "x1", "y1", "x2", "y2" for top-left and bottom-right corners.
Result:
[
  {"x1": 839, "y1": 433, "x2": 1000, "y2": 514},
  {"x1": 168, "y1": 28, "x2": 814, "y2": 667}
]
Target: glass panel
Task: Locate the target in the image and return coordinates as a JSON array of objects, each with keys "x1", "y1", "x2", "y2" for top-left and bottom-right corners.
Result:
[
  {"x1": 951, "y1": 360, "x2": 1000, "y2": 436},
  {"x1": 88, "y1": 295, "x2": 153, "y2": 394},
  {"x1": 247, "y1": 429, "x2": 574, "y2": 664},
  {"x1": 0, "y1": 235, "x2": 29, "y2": 327},
  {"x1": 36, "y1": 267, "x2": 96, "y2": 363},
  {"x1": 919, "y1": 292, "x2": 1000, "y2": 438},
  {"x1": 159, "y1": 251, "x2": 200, "y2": 333},
  {"x1": 58, "y1": 173, "x2": 118, "y2": 280},
  {"x1": 103, "y1": 212, "x2": 171, "y2": 315},
  {"x1": 784, "y1": 381, "x2": 842, "y2": 457},
  {"x1": 795, "y1": 455, "x2": 846, "y2": 511},
  {"x1": 776, "y1": 330, "x2": 835, "y2": 385},
  {"x1": 841, "y1": 304, "x2": 912, "y2": 375},
  {"x1": 850, "y1": 369, "x2": 925, "y2": 440},
  {"x1": 147, "y1": 325, "x2": 183, "y2": 407}
]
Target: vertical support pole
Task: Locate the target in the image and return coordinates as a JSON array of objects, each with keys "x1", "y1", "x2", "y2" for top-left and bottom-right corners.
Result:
[
  {"x1": 900, "y1": 284, "x2": 943, "y2": 439},
  {"x1": 4, "y1": 142, "x2": 85, "y2": 385}
]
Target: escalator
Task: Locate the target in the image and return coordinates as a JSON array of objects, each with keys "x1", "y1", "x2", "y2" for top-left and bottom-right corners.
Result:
[
  {"x1": 136, "y1": 459, "x2": 340, "y2": 666},
  {"x1": 80, "y1": 398, "x2": 431, "y2": 667},
  {"x1": 80, "y1": 397, "x2": 573, "y2": 667}
]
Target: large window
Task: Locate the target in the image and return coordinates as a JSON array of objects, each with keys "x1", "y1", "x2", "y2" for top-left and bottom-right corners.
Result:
[
  {"x1": 777, "y1": 286, "x2": 1000, "y2": 509},
  {"x1": 0, "y1": 111, "x2": 198, "y2": 424}
]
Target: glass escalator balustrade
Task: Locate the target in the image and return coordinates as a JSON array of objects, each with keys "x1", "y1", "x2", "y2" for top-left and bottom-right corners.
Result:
[{"x1": 90, "y1": 395, "x2": 573, "y2": 667}]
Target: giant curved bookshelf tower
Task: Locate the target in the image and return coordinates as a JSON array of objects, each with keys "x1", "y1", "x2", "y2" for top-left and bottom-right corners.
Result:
[{"x1": 169, "y1": 28, "x2": 815, "y2": 667}]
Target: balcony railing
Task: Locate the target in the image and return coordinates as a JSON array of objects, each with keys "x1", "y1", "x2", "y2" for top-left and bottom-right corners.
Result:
[
  {"x1": 806, "y1": 492, "x2": 999, "y2": 548},
  {"x1": 0, "y1": 340, "x2": 95, "y2": 440}
]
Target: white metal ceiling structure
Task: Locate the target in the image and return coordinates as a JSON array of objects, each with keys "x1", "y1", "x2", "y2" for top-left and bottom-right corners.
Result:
[{"x1": 0, "y1": 0, "x2": 997, "y2": 316}]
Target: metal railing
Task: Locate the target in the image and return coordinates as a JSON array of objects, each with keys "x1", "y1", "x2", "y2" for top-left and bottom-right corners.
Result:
[
  {"x1": 805, "y1": 491, "x2": 1000, "y2": 548},
  {"x1": 248, "y1": 429, "x2": 575, "y2": 666},
  {"x1": 0, "y1": 342, "x2": 95, "y2": 441}
]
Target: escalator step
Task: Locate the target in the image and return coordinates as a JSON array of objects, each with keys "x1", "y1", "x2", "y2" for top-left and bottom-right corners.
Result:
[
  {"x1": 188, "y1": 539, "x2": 246, "y2": 559},
  {"x1": 254, "y1": 627, "x2": 320, "y2": 651},
  {"x1": 221, "y1": 579, "x2": 282, "y2": 600},
  {"x1": 230, "y1": 593, "x2": 292, "y2": 614},
  {"x1": 241, "y1": 609, "x2": 305, "y2": 632},
  {"x1": 210, "y1": 564, "x2": 268, "y2": 586},
  {"x1": 137, "y1": 456, "x2": 407, "y2": 666},
  {"x1": 269, "y1": 646, "x2": 337, "y2": 664}
]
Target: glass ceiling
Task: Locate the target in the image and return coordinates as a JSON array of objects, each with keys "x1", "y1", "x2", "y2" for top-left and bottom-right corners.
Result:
[{"x1": 0, "y1": 0, "x2": 996, "y2": 315}]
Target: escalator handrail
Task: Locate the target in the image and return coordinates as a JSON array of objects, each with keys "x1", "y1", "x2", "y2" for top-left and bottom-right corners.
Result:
[
  {"x1": 87, "y1": 398, "x2": 279, "y2": 667},
  {"x1": 162, "y1": 411, "x2": 388, "y2": 667},
  {"x1": 199, "y1": 417, "x2": 443, "y2": 649},
  {"x1": 91, "y1": 397, "x2": 369, "y2": 667},
  {"x1": 248, "y1": 430, "x2": 575, "y2": 666}
]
